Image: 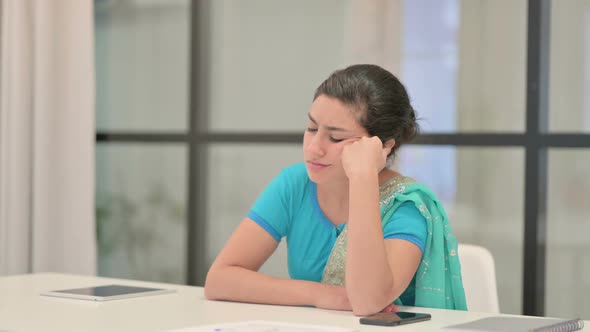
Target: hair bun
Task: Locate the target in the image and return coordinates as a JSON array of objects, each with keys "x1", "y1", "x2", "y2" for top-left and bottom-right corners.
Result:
[{"x1": 401, "y1": 108, "x2": 419, "y2": 143}]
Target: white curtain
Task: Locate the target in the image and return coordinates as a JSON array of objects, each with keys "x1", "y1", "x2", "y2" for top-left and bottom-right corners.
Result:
[
  {"x1": 0, "y1": 0, "x2": 96, "y2": 275},
  {"x1": 342, "y1": 0, "x2": 402, "y2": 76}
]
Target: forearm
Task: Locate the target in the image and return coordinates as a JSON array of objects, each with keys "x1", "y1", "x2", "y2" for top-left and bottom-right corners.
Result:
[
  {"x1": 346, "y1": 173, "x2": 396, "y2": 315},
  {"x1": 205, "y1": 265, "x2": 320, "y2": 306}
]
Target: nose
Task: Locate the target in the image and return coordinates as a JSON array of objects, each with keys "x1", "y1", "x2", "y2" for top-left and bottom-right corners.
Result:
[{"x1": 305, "y1": 133, "x2": 326, "y2": 157}]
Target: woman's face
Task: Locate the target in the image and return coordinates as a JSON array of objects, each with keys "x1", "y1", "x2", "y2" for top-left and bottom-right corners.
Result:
[{"x1": 303, "y1": 95, "x2": 368, "y2": 184}]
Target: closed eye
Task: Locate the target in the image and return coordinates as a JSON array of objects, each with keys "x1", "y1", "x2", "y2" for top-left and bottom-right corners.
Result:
[
  {"x1": 329, "y1": 137, "x2": 344, "y2": 143},
  {"x1": 306, "y1": 127, "x2": 318, "y2": 132}
]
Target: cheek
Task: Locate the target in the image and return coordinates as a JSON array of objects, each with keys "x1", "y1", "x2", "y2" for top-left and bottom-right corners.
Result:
[
  {"x1": 302, "y1": 132, "x2": 311, "y2": 149},
  {"x1": 331, "y1": 145, "x2": 346, "y2": 162}
]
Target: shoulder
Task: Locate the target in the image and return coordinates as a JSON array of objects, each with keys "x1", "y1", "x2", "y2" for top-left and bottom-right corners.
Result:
[
  {"x1": 389, "y1": 201, "x2": 428, "y2": 230},
  {"x1": 267, "y1": 162, "x2": 310, "y2": 198},
  {"x1": 280, "y1": 162, "x2": 308, "y2": 177},
  {"x1": 380, "y1": 175, "x2": 418, "y2": 201},
  {"x1": 380, "y1": 175, "x2": 443, "y2": 215},
  {"x1": 251, "y1": 163, "x2": 309, "y2": 216},
  {"x1": 276, "y1": 162, "x2": 309, "y2": 186},
  {"x1": 379, "y1": 170, "x2": 439, "y2": 198}
]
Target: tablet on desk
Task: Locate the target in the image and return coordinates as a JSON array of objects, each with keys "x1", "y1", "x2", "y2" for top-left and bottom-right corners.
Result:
[{"x1": 41, "y1": 284, "x2": 176, "y2": 301}]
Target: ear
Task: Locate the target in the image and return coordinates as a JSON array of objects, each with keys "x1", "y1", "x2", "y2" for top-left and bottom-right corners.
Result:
[{"x1": 383, "y1": 139, "x2": 396, "y2": 155}]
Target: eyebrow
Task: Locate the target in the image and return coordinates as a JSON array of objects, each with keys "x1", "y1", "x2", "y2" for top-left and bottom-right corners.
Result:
[{"x1": 307, "y1": 113, "x2": 351, "y2": 132}]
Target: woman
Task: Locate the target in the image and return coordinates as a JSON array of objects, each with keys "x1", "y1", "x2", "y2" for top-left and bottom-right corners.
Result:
[{"x1": 204, "y1": 64, "x2": 467, "y2": 316}]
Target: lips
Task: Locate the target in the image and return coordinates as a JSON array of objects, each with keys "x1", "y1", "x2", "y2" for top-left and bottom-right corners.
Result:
[{"x1": 306, "y1": 161, "x2": 330, "y2": 170}]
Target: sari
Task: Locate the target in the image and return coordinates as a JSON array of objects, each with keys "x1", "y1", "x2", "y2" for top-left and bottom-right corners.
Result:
[{"x1": 320, "y1": 176, "x2": 468, "y2": 310}]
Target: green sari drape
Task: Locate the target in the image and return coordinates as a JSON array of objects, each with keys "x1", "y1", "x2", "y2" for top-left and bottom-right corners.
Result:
[{"x1": 321, "y1": 176, "x2": 467, "y2": 310}]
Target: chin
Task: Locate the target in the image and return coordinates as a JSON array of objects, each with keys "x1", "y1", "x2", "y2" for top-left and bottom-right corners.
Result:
[
  {"x1": 307, "y1": 172, "x2": 324, "y2": 184},
  {"x1": 306, "y1": 170, "x2": 321, "y2": 183},
  {"x1": 305, "y1": 169, "x2": 343, "y2": 185},
  {"x1": 306, "y1": 168, "x2": 327, "y2": 184}
]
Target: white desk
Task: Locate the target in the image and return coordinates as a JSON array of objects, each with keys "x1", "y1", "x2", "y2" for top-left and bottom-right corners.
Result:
[{"x1": 0, "y1": 273, "x2": 586, "y2": 332}]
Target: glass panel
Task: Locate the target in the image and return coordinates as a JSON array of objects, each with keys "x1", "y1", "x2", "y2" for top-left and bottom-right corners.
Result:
[
  {"x1": 96, "y1": 144, "x2": 188, "y2": 284},
  {"x1": 203, "y1": 0, "x2": 526, "y2": 133},
  {"x1": 205, "y1": 0, "x2": 347, "y2": 132},
  {"x1": 549, "y1": 0, "x2": 590, "y2": 133},
  {"x1": 94, "y1": 0, "x2": 190, "y2": 132},
  {"x1": 546, "y1": 150, "x2": 590, "y2": 319},
  {"x1": 403, "y1": 0, "x2": 459, "y2": 133},
  {"x1": 396, "y1": 146, "x2": 525, "y2": 314},
  {"x1": 206, "y1": 144, "x2": 303, "y2": 278},
  {"x1": 452, "y1": 0, "x2": 527, "y2": 133}
]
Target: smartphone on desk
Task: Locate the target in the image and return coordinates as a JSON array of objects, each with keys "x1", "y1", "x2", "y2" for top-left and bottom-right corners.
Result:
[{"x1": 359, "y1": 311, "x2": 431, "y2": 326}]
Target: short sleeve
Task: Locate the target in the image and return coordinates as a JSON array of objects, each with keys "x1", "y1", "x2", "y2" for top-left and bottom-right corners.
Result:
[
  {"x1": 383, "y1": 201, "x2": 428, "y2": 253},
  {"x1": 247, "y1": 168, "x2": 294, "y2": 242}
]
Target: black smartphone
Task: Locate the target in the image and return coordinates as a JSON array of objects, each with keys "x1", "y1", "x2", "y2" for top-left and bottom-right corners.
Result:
[{"x1": 359, "y1": 311, "x2": 432, "y2": 326}]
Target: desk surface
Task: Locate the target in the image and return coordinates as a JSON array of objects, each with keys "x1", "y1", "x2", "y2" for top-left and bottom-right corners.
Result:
[{"x1": 0, "y1": 273, "x2": 586, "y2": 332}]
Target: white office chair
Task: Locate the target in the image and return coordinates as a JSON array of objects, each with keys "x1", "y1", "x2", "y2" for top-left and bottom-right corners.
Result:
[{"x1": 458, "y1": 243, "x2": 500, "y2": 313}]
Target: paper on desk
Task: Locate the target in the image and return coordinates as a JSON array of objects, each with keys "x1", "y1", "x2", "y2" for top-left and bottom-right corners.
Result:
[{"x1": 166, "y1": 320, "x2": 356, "y2": 332}]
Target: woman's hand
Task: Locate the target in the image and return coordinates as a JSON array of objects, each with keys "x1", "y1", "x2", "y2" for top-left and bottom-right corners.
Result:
[
  {"x1": 341, "y1": 136, "x2": 389, "y2": 179},
  {"x1": 380, "y1": 303, "x2": 399, "y2": 313},
  {"x1": 313, "y1": 285, "x2": 352, "y2": 311}
]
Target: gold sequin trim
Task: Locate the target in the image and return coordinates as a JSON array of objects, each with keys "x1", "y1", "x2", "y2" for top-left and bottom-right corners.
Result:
[{"x1": 379, "y1": 176, "x2": 417, "y2": 206}]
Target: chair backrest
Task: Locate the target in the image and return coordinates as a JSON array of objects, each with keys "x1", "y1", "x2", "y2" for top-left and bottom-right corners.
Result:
[{"x1": 458, "y1": 243, "x2": 500, "y2": 313}]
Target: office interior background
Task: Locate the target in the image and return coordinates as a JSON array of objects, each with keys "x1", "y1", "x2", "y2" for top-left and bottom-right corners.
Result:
[{"x1": 1, "y1": 0, "x2": 587, "y2": 321}]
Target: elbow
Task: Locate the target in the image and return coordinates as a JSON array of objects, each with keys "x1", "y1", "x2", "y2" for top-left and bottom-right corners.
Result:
[
  {"x1": 203, "y1": 268, "x2": 222, "y2": 301},
  {"x1": 352, "y1": 307, "x2": 377, "y2": 317},
  {"x1": 203, "y1": 284, "x2": 217, "y2": 301},
  {"x1": 204, "y1": 289, "x2": 216, "y2": 301},
  {"x1": 351, "y1": 301, "x2": 387, "y2": 317},
  {"x1": 348, "y1": 284, "x2": 397, "y2": 316}
]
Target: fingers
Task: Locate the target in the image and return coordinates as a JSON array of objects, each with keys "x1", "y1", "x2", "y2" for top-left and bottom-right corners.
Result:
[
  {"x1": 343, "y1": 136, "x2": 363, "y2": 145},
  {"x1": 344, "y1": 136, "x2": 380, "y2": 146},
  {"x1": 380, "y1": 303, "x2": 399, "y2": 313}
]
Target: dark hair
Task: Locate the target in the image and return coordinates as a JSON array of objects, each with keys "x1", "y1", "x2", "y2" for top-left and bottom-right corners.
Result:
[{"x1": 313, "y1": 64, "x2": 418, "y2": 158}]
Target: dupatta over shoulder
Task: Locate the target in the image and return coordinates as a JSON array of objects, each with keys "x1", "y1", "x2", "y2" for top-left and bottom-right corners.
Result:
[{"x1": 321, "y1": 176, "x2": 468, "y2": 310}]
